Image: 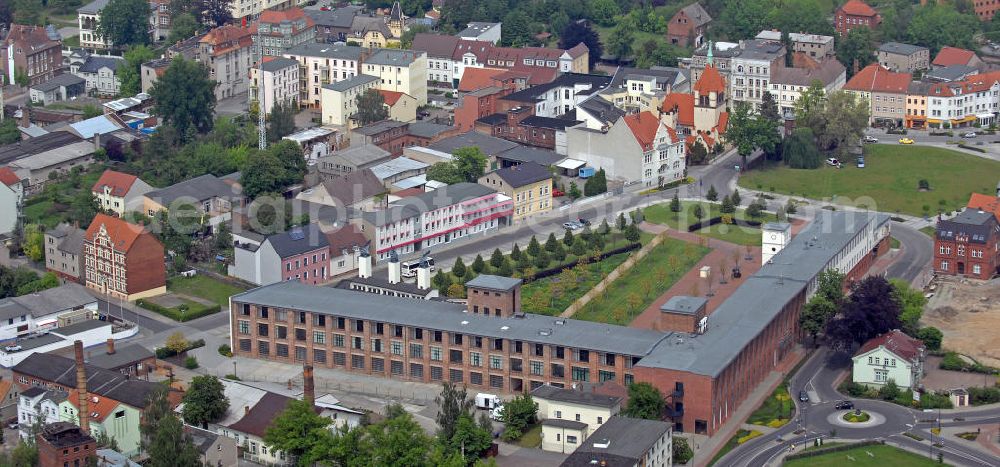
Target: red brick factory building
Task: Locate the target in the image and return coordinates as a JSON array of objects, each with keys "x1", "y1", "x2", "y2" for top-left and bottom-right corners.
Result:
[{"x1": 229, "y1": 212, "x2": 890, "y2": 435}]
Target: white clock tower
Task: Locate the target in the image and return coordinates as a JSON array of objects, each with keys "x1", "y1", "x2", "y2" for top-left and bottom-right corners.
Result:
[{"x1": 762, "y1": 222, "x2": 791, "y2": 265}]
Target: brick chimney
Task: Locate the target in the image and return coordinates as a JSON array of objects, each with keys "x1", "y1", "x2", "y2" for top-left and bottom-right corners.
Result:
[
  {"x1": 74, "y1": 340, "x2": 90, "y2": 434},
  {"x1": 105, "y1": 338, "x2": 115, "y2": 355},
  {"x1": 302, "y1": 365, "x2": 315, "y2": 404}
]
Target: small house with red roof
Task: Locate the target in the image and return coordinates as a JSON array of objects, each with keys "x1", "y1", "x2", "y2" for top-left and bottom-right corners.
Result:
[
  {"x1": 834, "y1": 0, "x2": 881, "y2": 36},
  {"x1": 91, "y1": 170, "x2": 152, "y2": 217},
  {"x1": 932, "y1": 47, "x2": 983, "y2": 70},
  {"x1": 566, "y1": 110, "x2": 685, "y2": 186},
  {"x1": 83, "y1": 213, "x2": 166, "y2": 301},
  {"x1": 852, "y1": 329, "x2": 925, "y2": 389},
  {"x1": 844, "y1": 64, "x2": 911, "y2": 127},
  {"x1": 0, "y1": 167, "x2": 23, "y2": 236},
  {"x1": 378, "y1": 89, "x2": 418, "y2": 122}
]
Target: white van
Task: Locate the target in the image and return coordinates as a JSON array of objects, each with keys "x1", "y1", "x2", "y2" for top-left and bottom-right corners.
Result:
[
  {"x1": 475, "y1": 393, "x2": 502, "y2": 410},
  {"x1": 401, "y1": 257, "x2": 435, "y2": 277}
]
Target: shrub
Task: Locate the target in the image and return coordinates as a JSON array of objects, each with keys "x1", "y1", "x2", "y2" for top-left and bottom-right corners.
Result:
[
  {"x1": 673, "y1": 437, "x2": 694, "y2": 464},
  {"x1": 918, "y1": 179, "x2": 930, "y2": 190},
  {"x1": 184, "y1": 356, "x2": 199, "y2": 369},
  {"x1": 940, "y1": 352, "x2": 967, "y2": 371},
  {"x1": 218, "y1": 344, "x2": 232, "y2": 357},
  {"x1": 967, "y1": 386, "x2": 1000, "y2": 405},
  {"x1": 737, "y1": 430, "x2": 762, "y2": 444},
  {"x1": 917, "y1": 327, "x2": 943, "y2": 351},
  {"x1": 224, "y1": 374, "x2": 241, "y2": 381},
  {"x1": 919, "y1": 391, "x2": 953, "y2": 409}
]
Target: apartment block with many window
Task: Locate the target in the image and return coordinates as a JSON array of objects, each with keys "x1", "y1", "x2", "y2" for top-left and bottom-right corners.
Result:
[
  {"x1": 83, "y1": 214, "x2": 166, "y2": 301},
  {"x1": 933, "y1": 208, "x2": 1000, "y2": 280}
]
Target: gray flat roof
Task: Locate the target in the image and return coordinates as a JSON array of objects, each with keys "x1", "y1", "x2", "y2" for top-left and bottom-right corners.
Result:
[
  {"x1": 361, "y1": 182, "x2": 498, "y2": 226},
  {"x1": 531, "y1": 384, "x2": 622, "y2": 408},
  {"x1": 465, "y1": 275, "x2": 522, "y2": 291},
  {"x1": 562, "y1": 416, "x2": 671, "y2": 465},
  {"x1": 365, "y1": 49, "x2": 423, "y2": 67},
  {"x1": 659, "y1": 296, "x2": 706, "y2": 315},
  {"x1": 324, "y1": 74, "x2": 379, "y2": 92},
  {"x1": 261, "y1": 57, "x2": 299, "y2": 72},
  {"x1": 542, "y1": 419, "x2": 589, "y2": 430},
  {"x1": 878, "y1": 42, "x2": 928, "y2": 56},
  {"x1": 232, "y1": 282, "x2": 668, "y2": 357},
  {"x1": 284, "y1": 42, "x2": 363, "y2": 61}
]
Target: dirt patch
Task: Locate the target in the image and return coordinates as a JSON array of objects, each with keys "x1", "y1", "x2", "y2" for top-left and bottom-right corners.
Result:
[{"x1": 922, "y1": 276, "x2": 1000, "y2": 367}]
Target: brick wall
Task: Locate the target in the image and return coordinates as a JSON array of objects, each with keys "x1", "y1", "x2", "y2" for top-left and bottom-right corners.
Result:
[
  {"x1": 124, "y1": 234, "x2": 166, "y2": 296},
  {"x1": 467, "y1": 285, "x2": 520, "y2": 317}
]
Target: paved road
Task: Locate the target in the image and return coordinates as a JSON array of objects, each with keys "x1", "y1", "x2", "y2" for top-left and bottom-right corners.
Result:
[
  {"x1": 886, "y1": 222, "x2": 934, "y2": 284},
  {"x1": 863, "y1": 128, "x2": 1000, "y2": 162},
  {"x1": 95, "y1": 298, "x2": 173, "y2": 334}
]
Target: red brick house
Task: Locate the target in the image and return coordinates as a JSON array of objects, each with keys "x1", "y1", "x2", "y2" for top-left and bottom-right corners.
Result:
[
  {"x1": 473, "y1": 106, "x2": 580, "y2": 151},
  {"x1": 834, "y1": 0, "x2": 881, "y2": 36},
  {"x1": 933, "y1": 207, "x2": 1000, "y2": 280},
  {"x1": 83, "y1": 213, "x2": 166, "y2": 301},
  {"x1": 36, "y1": 422, "x2": 95, "y2": 467},
  {"x1": 974, "y1": 0, "x2": 1000, "y2": 21},
  {"x1": 667, "y1": 3, "x2": 712, "y2": 47},
  {"x1": 0, "y1": 24, "x2": 63, "y2": 86}
]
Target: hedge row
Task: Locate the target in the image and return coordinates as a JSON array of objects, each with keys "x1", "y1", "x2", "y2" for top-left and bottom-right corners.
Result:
[
  {"x1": 958, "y1": 143, "x2": 986, "y2": 153},
  {"x1": 155, "y1": 338, "x2": 206, "y2": 359},
  {"x1": 784, "y1": 440, "x2": 884, "y2": 461},
  {"x1": 526, "y1": 242, "x2": 642, "y2": 283},
  {"x1": 136, "y1": 299, "x2": 221, "y2": 322},
  {"x1": 686, "y1": 217, "x2": 763, "y2": 233}
]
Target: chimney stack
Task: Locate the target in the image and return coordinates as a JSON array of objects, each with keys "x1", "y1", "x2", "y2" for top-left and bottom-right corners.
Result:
[
  {"x1": 106, "y1": 338, "x2": 115, "y2": 355},
  {"x1": 358, "y1": 250, "x2": 372, "y2": 279},
  {"x1": 244, "y1": 405, "x2": 250, "y2": 416},
  {"x1": 387, "y1": 250, "x2": 401, "y2": 284},
  {"x1": 74, "y1": 340, "x2": 90, "y2": 434},
  {"x1": 303, "y1": 365, "x2": 315, "y2": 404}
]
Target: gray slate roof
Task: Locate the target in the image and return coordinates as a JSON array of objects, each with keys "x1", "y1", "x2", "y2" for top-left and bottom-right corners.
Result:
[
  {"x1": 531, "y1": 384, "x2": 622, "y2": 408},
  {"x1": 465, "y1": 274, "x2": 522, "y2": 291},
  {"x1": 322, "y1": 144, "x2": 392, "y2": 168},
  {"x1": 305, "y1": 6, "x2": 363, "y2": 28},
  {"x1": 145, "y1": 174, "x2": 234, "y2": 206},
  {"x1": 659, "y1": 296, "x2": 707, "y2": 315},
  {"x1": 285, "y1": 42, "x2": 363, "y2": 60},
  {"x1": 0, "y1": 300, "x2": 30, "y2": 322},
  {"x1": 6, "y1": 283, "x2": 96, "y2": 318},
  {"x1": 407, "y1": 121, "x2": 453, "y2": 138},
  {"x1": 13, "y1": 353, "x2": 166, "y2": 409},
  {"x1": 31, "y1": 73, "x2": 85, "y2": 93},
  {"x1": 428, "y1": 131, "x2": 518, "y2": 156},
  {"x1": 261, "y1": 57, "x2": 299, "y2": 72},
  {"x1": 266, "y1": 223, "x2": 330, "y2": 258},
  {"x1": 322, "y1": 169, "x2": 386, "y2": 206},
  {"x1": 353, "y1": 119, "x2": 407, "y2": 136},
  {"x1": 485, "y1": 161, "x2": 551, "y2": 188},
  {"x1": 323, "y1": 74, "x2": 379, "y2": 92},
  {"x1": 496, "y1": 146, "x2": 564, "y2": 166},
  {"x1": 233, "y1": 280, "x2": 668, "y2": 357},
  {"x1": 500, "y1": 73, "x2": 613, "y2": 104},
  {"x1": 365, "y1": 49, "x2": 423, "y2": 67},
  {"x1": 562, "y1": 416, "x2": 671, "y2": 466},
  {"x1": 575, "y1": 95, "x2": 626, "y2": 125},
  {"x1": 543, "y1": 418, "x2": 589, "y2": 430},
  {"x1": 78, "y1": 56, "x2": 123, "y2": 73},
  {"x1": 47, "y1": 223, "x2": 86, "y2": 255},
  {"x1": 677, "y1": 2, "x2": 712, "y2": 27},
  {"x1": 878, "y1": 42, "x2": 929, "y2": 56},
  {"x1": 86, "y1": 343, "x2": 154, "y2": 370}
]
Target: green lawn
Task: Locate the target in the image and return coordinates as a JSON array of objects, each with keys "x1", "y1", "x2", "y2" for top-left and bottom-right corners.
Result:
[
  {"x1": 514, "y1": 424, "x2": 542, "y2": 448},
  {"x1": 746, "y1": 383, "x2": 794, "y2": 427},
  {"x1": 167, "y1": 274, "x2": 248, "y2": 307},
  {"x1": 738, "y1": 145, "x2": 1000, "y2": 217},
  {"x1": 644, "y1": 200, "x2": 778, "y2": 246},
  {"x1": 521, "y1": 252, "x2": 630, "y2": 316},
  {"x1": 784, "y1": 444, "x2": 946, "y2": 467},
  {"x1": 890, "y1": 237, "x2": 901, "y2": 249},
  {"x1": 23, "y1": 169, "x2": 103, "y2": 229},
  {"x1": 920, "y1": 226, "x2": 936, "y2": 237},
  {"x1": 572, "y1": 237, "x2": 709, "y2": 325}
]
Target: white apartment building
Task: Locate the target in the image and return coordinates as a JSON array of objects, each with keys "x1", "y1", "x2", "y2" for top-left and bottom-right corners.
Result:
[
  {"x1": 251, "y1": 57, "x2": 300, "y2": 115},
  {"x1": 926, "y1": 77, "x2": 1000, "y2": 127},
  {"x1": 362, "y1": 49, "x2": 428, "y2": 105},
  {"x1": 77, "y1": 0, "x2": 112, "y2": 50},
  {"x1": 769, "y1": 58, "x2": 847, "y2": 113},
  {"x1": 283, "y1": 43, "x2": 364, "y2": 108}
]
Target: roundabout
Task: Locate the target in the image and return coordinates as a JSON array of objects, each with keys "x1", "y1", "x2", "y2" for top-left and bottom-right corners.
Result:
[{"x1": 829, "y1": 409, "x2": 884, "y2": 428}]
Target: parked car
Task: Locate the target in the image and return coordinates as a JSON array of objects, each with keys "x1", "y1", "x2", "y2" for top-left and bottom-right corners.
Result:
[
  {"x1": 963, "y1": 132, "x2": 977, "y2": 138},
  {"x1": 552, "y1": 188, "x2": 565, "y2": 197},
  {"x1": 799, "y1": 390, "x2": 810, "y2": 403},
  {"x1": 863, "y1": 135, "x2": 878, "y2": 143},
  {"x1": 898, "y1": 138, "x2": 914, "y2": 144},
  {"x1": 826, "y1": 158, "x2": 841, "y2": 167},
  {"x1": 562, "y1": 221, "x2": 583, "y2": 230},
  {"x1": 577, "y1": 218, "x2": 591, "y2": 226},
  {"x1": 419, "y1": 110, "x2": 431, "y2": 117},
  {"x1": 835, "y1": 400, "x2": 855, "y2": 410}
]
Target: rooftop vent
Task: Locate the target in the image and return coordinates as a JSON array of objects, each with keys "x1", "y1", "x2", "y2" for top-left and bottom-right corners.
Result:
[
  {"x1": 461, "y1": 320, "x2": 469, "y2": 325},
  {"x1": 539, "y1": 328, "x2": 552, "y2": 336},
  {"x1": 593, "y1": 438, "x2": 611, "y2": 449},
  {"x1": 500, "y1": 326, "x2": 509, "y2": 331},
  {"x1": 554, "y1": 319, "x2": 566, "y2": 326}
]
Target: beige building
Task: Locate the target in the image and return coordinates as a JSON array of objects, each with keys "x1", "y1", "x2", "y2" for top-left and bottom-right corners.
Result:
[
  {"x1": 283, "y1": 43, "x2": 364, "y2": 108},
  {"x1": 199, "y1": 25, "x2": 254, "y2": 100},
  {"x1": 877, "y1": 42, "x2": 930, "y2": 73},
  {"x1": 477, "y1": 162, "x2": 552, "y2": 221},
  {"x1": 362, "y1": 49, "x2": 428, "y2": 105},
  {"x1": 905, "y1": 81, "x2": 931, "y2": 129},
  {"x1": 379, "y1": 90, "x2": 417, "y2": 122},
  {"x1": 768, "y1": 57, "x2": 847, "y2": 114},
  {"x1": 756, "y1": 30, "x2": 835, "y2": 58},
  {"x1": 844, "y1": 64, "x2": 910, "y2": 127},
  {"x1": 251, "y1": 57, "x2": 300, "y2": 115},
  {"x1": 44, "y1": 223, "x2": 86, "y2": 283},
  {"x1": 320, "y1": 74, "x2": 381, "y2": 127},
  {"x1": 532, "y1": 385, "x2": 622, "y2": 455},
  {"x1": 91, "y1": 170, "x2": 153, "y2": 217}
]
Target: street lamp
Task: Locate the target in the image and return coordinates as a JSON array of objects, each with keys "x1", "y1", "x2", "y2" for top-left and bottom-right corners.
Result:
[{"x1": 232, "y1": 360, "x2": 237, "y2": 379}]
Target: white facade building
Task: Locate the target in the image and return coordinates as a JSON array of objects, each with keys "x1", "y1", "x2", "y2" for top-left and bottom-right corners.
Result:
[
  {"x1": 852, "y1": 329, "x2": 925, "y2": 389},
  {"x1": 251, "y1": 57, "x2": 300, "y2": 115}
]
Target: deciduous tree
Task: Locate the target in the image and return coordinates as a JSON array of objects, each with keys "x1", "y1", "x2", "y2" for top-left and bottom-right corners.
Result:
[
  {"x1": 826, "y1": 276, "x2": 902, "y2": 350},
  {"x1": 264, "y1": 399, "x2": 333, "y2": 464},
  {"x1": 97, "y1": 0, "x2": 153, "y2": 47},
  {"x1": 355, "y1": 88, "x2": 388, "y2": 126},
  {"x1": 150, "y1": 57, "x2": 216, "y2": 138},
  {"x1": 623, "y1": 382, "x2": 665, "y2": 420},
  {"x1": 181, "y1": 375, "x2": 229, "y2": 428},
  {"x1": 559, "y1": 21, "x2": 602, "y2": 68}
]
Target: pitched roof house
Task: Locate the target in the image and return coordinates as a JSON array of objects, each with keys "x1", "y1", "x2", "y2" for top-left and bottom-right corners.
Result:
[
  {"x1": 932, "y1": 47, "x2": 983, "y2": 69},
  {"x1": 91, "y1": 170, "x2": 153, "y2": 216},
  {"x1": 852, "y1": 329, "x2": 925, "y2": 389},
  {"x1": 567, "y1": 111, "x2": 685, "y2": 186},
  {"x1": 83, "y1": 214, "x2": 166, "y2": 301},
  {"x1": 667, "y1": 3, "x2": 712, "y2": 47}
]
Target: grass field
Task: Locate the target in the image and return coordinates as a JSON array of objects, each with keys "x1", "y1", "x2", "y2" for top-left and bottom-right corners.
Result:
[
  {"x1": 746, "y1": 383, "x2": 793, "y2": 426},
  {"x1": 514, "y1": 424, "x2": 542, "y2": 448},
  {"x1": 644, "y1": 200, "x2": 778, "y2": 246},
  {"x1": 167, "y1": 274, "x2": 248, "y2": 307},
  {"x1": 572, "y1": 237, "x2": 709, "y2": 325},
  {"x1": 23, "y1": 170, "x2": 103, "y2": 229},
  {"x1": 920, "y1": 226, "x2": 936, "y2": 237},
  {"x1": 738, "y1": 145, "x2": 1000, "y2": 217},
  {"x1": 520, "y1": 252, "x2": 630, "y2": 316},
  {"x1": 784, "y1": 444, "x2": 945, "y2": 467}
]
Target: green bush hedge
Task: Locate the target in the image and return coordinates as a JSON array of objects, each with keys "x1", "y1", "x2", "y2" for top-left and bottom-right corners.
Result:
[
  {"x1": 958, "y1": 143, "x2": 986, "y2": 153},
  {"x1": 154, "y1": 338, "x2": 206, "y2": 359},
  {"x1": 784, "y1": 440, "x2": 884, "y2": 461},
  {"x1": 940, "y1": 352, "x2": 999, "y2": 374},
  {"x1": 136, "y1": 299, "x2": 220, "y2": 322}
]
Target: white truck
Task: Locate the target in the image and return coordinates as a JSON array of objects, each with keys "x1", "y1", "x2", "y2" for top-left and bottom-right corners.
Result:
[{"x1": 475, "y1": 393, "x2": 504, "y2": 420}]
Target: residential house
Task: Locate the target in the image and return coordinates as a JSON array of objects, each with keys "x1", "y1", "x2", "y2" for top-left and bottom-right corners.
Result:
[
  {"x1": 378, "y1": 90, "x2": 417, "y2": 122},
  {"x1": 150, "y1": 0, "x2": 171, "y2": 42},
  {"x1": 306, "y1": 5, "x2": 365, "y2": 43},
  {"x1": 349, "y1": 120, "x2": 457, "y2": 157},
  {"x1": 229, "y1": 0, "x2": 298, "y2": 22},
  {"x1": 283, "y1": 127, "x2": 345, "y2": 165},
  {"x1": 143, "y1": 174, "x2": 240, "y2": 228},
  {"x1": 91, "y1": 170, "x2": 153, "y2": 217},
  {"x1": 659, "y1": 64, "x2": 729, "y2": 150},
  {"x1": 852, "y1": 329, "x2": 925, "y2": 389},
  {"x1": 314, "y1": 144, "x2": 393, "y2": 181},
  {"x1": 755, "y1": 30, "x2": 835, "y2": 58},
  {"x1": 140, "y1": 58, "x2": 171, "y2": 94},
  {"x1": 924, "y1": 66, "x2": 979, "y2": 83},
  {"x1": 834, "y1": 0, "x2": 881, "y2": 36},
  {"x1": 354, "y1": 183, "x2": 512, "y2": 260},
  {"x1": 474, "y1": 106, "x2": 580, "y2": 154},
  {"x1": 199, "y1": 25, "x2": 255, "y2": 101},
  {"x1": 346, "y1": 3, "x2": 405, "y2": 48},
  {"x1": 0, "y1": 167, "x2": 22, "y2": 237},
  {"x1": 567, "y1": 111, "x2": 685, "y2": 187},
  {"x1": 16, "y1": 387, "x2": 66, "y2": 438},
  {"x1": 843, "y1": 64, "x2": 911, "y2": 127},
  {"x1": 933, "y1": 208, "x2": 1000, "y2": 279},
  {"x1": 186, "y1": 426, "x2": 239, "y2": 467},
  {"x1": 495, "y1": 73, "x2": 613, "y2": 118},
  {"x1": 427, "y1": 131, "x2": 519, "y2": 165},
  {"x1": 363, "y1": 49, "x2": 429, "y2": 105},
  {"x1": 231, "y1": 223, "x2": 331, "y2": 286},
  {"x1": 86, "y1": 341, "x2": 155, "y2": 378},
  {"x1": 924, "y1": 70, "x2": 1000, "y2": 128},
  {"x1": 599, "y1": 67, "x2": 689, "y2": 115},
  {"x1": 768, "y1": 56, "x2": 847, "y2": 114},
  {"x1": 251, "y1": 57, "x2": 300, "y2": 115},
  {"x1": 477, "y1": 162, "x2": 552, "y2": 221},
  {"x1": 251, "y1": 8, "x2": 317, "y2": 59},
  {"x1": 560, "y1": 416, "x2": 672, "y2": 467},
  {"x1": 84, "y1": 213, "x2": 166, "y2": 301},
  {"x1": 1, "y1": 24, "x2": 63, "y2": 86},
  {"x1": 689, "y1": 39, "x2": 786, "y2": 109},
  {"x1": 71, "y1": 55, "x2": 123, "y2": 97},
  {"x1": 0, "y1": 282, "x2": 97, "y2": 341},
  {"x1": 44, "y1": 223, "x2": 86, "y2": 282},
  {"x1": 454, "y1": 84, "x2": 516, "y2": 132},
  {"x1": 876, "y1": 42, "x2": 930, "y2": 73},
  {"x1": 447, "y1": 40, "x2": 589, "y2": 86},
  {"x1": 457, "y1": 22, "x2": 501, "y2": 44},
  {"x1": 412, "y1": 33, "x2": 462, "y2": 87},
  {"x1": 457, "y1": 67, "x2": 511, "y2": 93},
  {"x1": 283, "y1": 42, "x2": 364, "y2": 109},
  {"x1": 491, "y1": 146, "x2": 564, "y2": 170},
  {"x1": 296, "y1": 169, "x2": 387, "y2": 210},
  {"x1": 932, "y1": 47, "x2": 984, "y2": 70},
  {"x1": 60, "y1": 394, "x2": 145, "y2": 456},
  {"x1": 78, "y1": 0, "x2": 112, "y2": 49},
  {"x1": 532, "y1": 384, "x2": 622, "y2": 454},
  {"x1": 325, "y1": 225, "x2": 368, "y2": 277},
  {"x1": 0, "y1": 132, "x2": 97, "y2": 195},
  {"x1": 667, "y1": 3, "x2": 712, "y2": 47},
  {"x1": 905, "y1": 81, "x2": 931, "y2": 129},
  {"x1": 29, "y1": 74, "x2": 86, "y2": 106},
  {"x1": 320, "y1": 74, "x2": 381, "y2": 127},
  {"x1": 570, "y1": 95, "x2": 626, "y2": 131}
]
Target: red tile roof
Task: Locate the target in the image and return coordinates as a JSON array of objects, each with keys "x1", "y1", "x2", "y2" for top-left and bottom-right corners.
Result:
[
  {"x1": 623, "y1": 111, "x2": 664, "y2": 151},
  {"x1": 92, "y1": 170, "x2": 139, "y2": 197},
  {"x1": 661, "y1": 93, "x2": 694, "y2": 127},
  {"x1": 85, "y1": 213, "x2": 151, "y2": 252},
  {"x1": 967, "y1": 192, "x2": 1000, "y2": 222},
  {"x1": 856, "y1": 329, "x2": 924, "y2": 362},
  {"x1": 200, "y1": 25, "x2": 254, "y2": 58},
  {"x1": 932, "y1": 47, "x2": 977, "y2": 67},
  {"x1": 377, "y1": 89, "x2": 405, "y2": 106},
  {"x1": 325, "y1": 225, "x2": 368, "y2": 255},
  {"x1": 68, "y1": 394, "x2": 120, "y2": 422},
  {"x1": 0, "y1": 167, "x2": 20, "y2": 187},
  {"x1": 694, "y1": 65, "x2": 725, "y2": 95},
  {"x1": 715, "y1": 111, "x2": 729, "y2": 135},
  {"x1": 458, "y1": 67, "x2": 507, "y2": 92},
  {"x1": 567, "y1": 42, "x2": 589, "y2": 59},
  {"x1": 844, "y1": 64, "x2": 910, "y2": 94},
  {"x1": 839, "y1": 0, "x2": 878, "y2": 17},
  {"x1": 258, "y1": 7, "x2": 313, "y2": 25}
]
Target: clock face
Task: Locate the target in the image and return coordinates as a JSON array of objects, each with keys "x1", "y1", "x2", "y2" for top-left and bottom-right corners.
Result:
[{"x1": 770, "y1": 233, "x2": 777, "y2": 240}]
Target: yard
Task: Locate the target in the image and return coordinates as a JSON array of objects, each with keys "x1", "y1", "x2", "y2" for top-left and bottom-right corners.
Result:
[
  {"x1": 22, "y1": 168, "x2": 103, "y2": 229},
  {"x1": 139, "y1": 274, "x2": 248, "y2": 322},
  {"x1": 167, "y1": 274, "x2": 248, "y2": 308},
  {"x1": 513, "y1": 424, "x2": 542, "y2": 448},
  {"x1": 784, "y1": 443, "x2": 946, "y2": 467},
  {"x1": 520, "y1": 252, "x2": 630, "y2": 316},
  {"x1": 571, "y1": 237, "x2": 709, "y2": 325},
  {"x1": 738, "y1": 145, "x2": 1000, "y2": 217},
  {"x1": 643, "y1": 200, "x2": 778, "y2": 246}
]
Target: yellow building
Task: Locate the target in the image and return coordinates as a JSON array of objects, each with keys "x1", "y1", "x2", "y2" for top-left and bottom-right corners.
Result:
[
  {"x1": 362, "y1": 49, "x2": 428, "y2": 105},
  {"x1": 320, "y1": 74, "x2": 381, "y2": 127},
  {"x1": 478, "y1": 162, "x2": 552, "y2": 221},
  {"x1": 378, "y1": 89, "x2": 417, "y2": 122},
  {"x1": 906, "y1": 81, "x2": 930, "y2": 129}
]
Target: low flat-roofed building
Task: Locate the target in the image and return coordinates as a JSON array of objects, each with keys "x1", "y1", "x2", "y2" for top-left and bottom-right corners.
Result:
[{"x1": 560, "y1": 416, "x2": 672, "y2": 467}]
